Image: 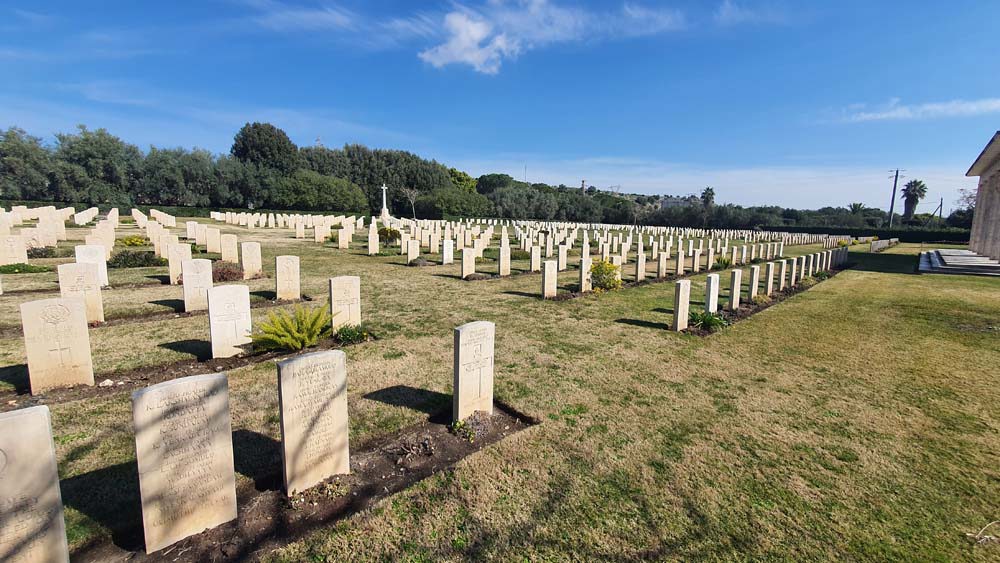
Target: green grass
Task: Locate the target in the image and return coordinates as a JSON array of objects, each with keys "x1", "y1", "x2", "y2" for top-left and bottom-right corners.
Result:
[{"x1": 1, "y1": 225, "x2": 997, "y2": 561}]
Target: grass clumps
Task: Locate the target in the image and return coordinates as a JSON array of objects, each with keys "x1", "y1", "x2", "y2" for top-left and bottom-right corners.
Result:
[
  {"x1": 590, "y1": 259, "x2": 622, "y2": 292},
  {"x1": 751, "y1": 294, "x2": 772, "y2": 306},
  {"x1": 109, "y1": 251, "x2": 167, "y2": 268},
  {"x1": 713, "y1": 256, "x2": 733, "y2": 269},
  {"x1": 212, "y1": 261, "x2": 243, "y2": 282},
  {"x1": 252, "y1": 305, "x2": 332, "y2": 352},
  {"x1": 27, "y1": 247, "x2": 57, "y2": 259},
  {"x1": 688, "y1": 311, "x2": 729, "y2": 333},
  {"x1": 798, "y1": 277, "x2": 818, "y2": 289},
  {"x1": 0, "y1": 262, "x2": 51, "y2": 274},
  {"x1": 335, "y1": 323, "x2": 372, "y2": 345}
]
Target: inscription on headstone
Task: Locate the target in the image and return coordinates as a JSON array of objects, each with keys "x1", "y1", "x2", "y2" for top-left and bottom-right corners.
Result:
[{"x1": 453, "y1": 321, "x2": 495, "y2": 421}]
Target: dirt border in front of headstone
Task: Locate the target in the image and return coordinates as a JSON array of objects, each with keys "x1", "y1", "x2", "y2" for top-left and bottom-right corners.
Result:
[
  {"x1": 683, "y1": 266, "x2": 848, "y2": 337},
  {"x1": 0, "y1": 329, "x2": 375, "y2": 409},
  {"x1": 72, "y1": 402, "x2": 539, "y2": 563},
  {"x1": 0, "y1": 295, "x2": 314, "y2": 339}
]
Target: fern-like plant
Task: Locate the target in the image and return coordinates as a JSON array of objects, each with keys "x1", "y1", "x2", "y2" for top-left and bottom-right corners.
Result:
[{"x1": 251, "y1": 305, "x2": 332, "y2": 352}]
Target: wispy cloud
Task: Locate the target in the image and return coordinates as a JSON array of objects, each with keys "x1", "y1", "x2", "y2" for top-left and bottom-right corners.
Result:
[
  {"x1": 713, "y1": 0, "x2": 788, "y2": 26},
  {"x1": 419, "y1": 0, "x2": 685, "y2": 74},
  {"x1": 841, "y1": 97, "x2": 1000, "y2": 122},
  {"x1": 253, "y1": 5, "x2": 357, "y2": 32}
]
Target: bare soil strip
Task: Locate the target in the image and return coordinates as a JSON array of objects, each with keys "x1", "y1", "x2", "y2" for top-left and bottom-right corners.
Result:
[{"x1": 73, "y1": 404, "x2": 537, "y2": 563}]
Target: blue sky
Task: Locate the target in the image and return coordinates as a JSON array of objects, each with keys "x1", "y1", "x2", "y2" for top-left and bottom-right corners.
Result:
[{"x1": 2, "y1": 0, "x2": 997, "y2": 212}]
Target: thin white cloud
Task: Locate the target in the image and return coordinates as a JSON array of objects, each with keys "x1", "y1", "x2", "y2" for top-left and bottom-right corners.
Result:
[
  {"x1": 419, "y1": 0, "x2": 685, "y2": 74},
  {"x1": 714, "y1": 0, "x2": 787, "y2": 26},
  {"x1": 842, "y1": 97, "x2": 1000, "y2": 122},
  {"x1": 253, "y1": 5, "x2": 356, "y2": 32}
]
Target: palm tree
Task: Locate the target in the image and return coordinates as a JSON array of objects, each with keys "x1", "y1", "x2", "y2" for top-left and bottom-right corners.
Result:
[
  {"x1": 900, "y1": 180, "x2": 927, "y2": 220},
  {"x1": 848, "y1": 202, "x2": 865, "y2": 214}
]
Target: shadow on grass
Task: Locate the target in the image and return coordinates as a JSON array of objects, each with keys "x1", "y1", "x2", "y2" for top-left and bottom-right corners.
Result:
[
  {"x1": 615, "y1": 318, "x2": 671, "y2": 330},
  {"x1": 158, "y1": 339, "x2": 212, "y2": 361},
  {"x1": 0, "y1": 364, "x2": 30, "y2": 394},
  {"x1": 251, "y1": 289, "x2": 276, "y2": 301},
  {"x1": 145, "y1": 274, "x2": 170, "y2": 285},
  {"x1": 848, "y1": 253, "x2": 919, "y2": 274},
  {"x1": 502, "y1": 290, "x2": 540, "y2": 299},
  {"x1": 653, "y1": 307, "x2": 675, "y2": 315},
  {"x1": 233, "y1": 429, "x2": 283, "y2": 492},
  {"x1": 150, "y1": 298, "x2": 184, "y2": 312},
  {"x1": 431, "y1": 273, "x2": 463, "y2": 280},
  {"x1": 364, "y1": 385, "x2": 452, "y2": 424},
  {"x1": 62, "y1": 459, "x2": 144, "y2": 551}
]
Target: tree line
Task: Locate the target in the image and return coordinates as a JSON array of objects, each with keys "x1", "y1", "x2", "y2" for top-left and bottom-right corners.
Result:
[{"x1": 0, "y1": 122, "x2": 974, "y2": 230}]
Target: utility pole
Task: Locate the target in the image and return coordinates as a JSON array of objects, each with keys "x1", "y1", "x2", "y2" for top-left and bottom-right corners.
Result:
[
  {"x1": 887, "y1": 169, "x2": 902, "y2": 228},
  {"x1": 939, "y1": 197, "x2": 944, "y2": 221}
]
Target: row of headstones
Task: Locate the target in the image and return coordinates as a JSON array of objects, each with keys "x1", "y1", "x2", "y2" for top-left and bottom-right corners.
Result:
[
  {"x1": 869, "y1": 238, "x2": 900, "y2": 252},
  {"x1": 0, "y1": 319, "x2": 498, "y2": 560},
  {"x1": 212, "y1": 210, "x2": 366, "y2": 233},
  {"x1": 17, "y1": 267, "x2": 355, "y2": 395},
  {"x1": 671, "y1": 248, "x2": 849, "y2": 330}
]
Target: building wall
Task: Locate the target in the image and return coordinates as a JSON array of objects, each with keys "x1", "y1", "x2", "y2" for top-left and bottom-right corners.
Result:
[{"x1": 970, "y1": 161, "x2": 1000, "y2": 260}]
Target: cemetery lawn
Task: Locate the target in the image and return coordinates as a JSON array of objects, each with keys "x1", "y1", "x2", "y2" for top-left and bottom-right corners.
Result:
[{"x1": 3, "y1": 223, "x2": 998, "y2": 561}]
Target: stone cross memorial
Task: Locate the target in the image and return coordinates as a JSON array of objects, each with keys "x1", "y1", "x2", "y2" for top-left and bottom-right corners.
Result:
[
  {"x1": 20, "y1": 298, "x2": 94, "y2": 394},
  {"x1": 0, "y1": 406, "x2": 70, "y2": 563},
  {"x1": 132, "y1": 373, "x2": 237, "y2": 554},
  {"x1": 329, "y1": 276, "x2": 361, "y2": 330},
  {"x1": 208, "y1": 285, "x2": 252, "y2": 359},
  {"x1": 277, "y1": 350, "x2": 351, "y2": 495},
  {"x1": 453, "y1": 320, "x2": 495, "y2": 421}
]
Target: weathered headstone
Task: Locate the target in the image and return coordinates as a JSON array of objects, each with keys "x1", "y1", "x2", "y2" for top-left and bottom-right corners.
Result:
[
  {"x1": 0, "y1": 234, "x2": 28, "y2": 265},
  {"x1": 57, "y1": 262, "x2": 104, "y2": 323},
  {"x1": 529, "y1": 246, "x2": 541, "y2": 272},
  {"x1": 207, "y1": 285, "x2": 252, "y2": 358},
  {"x1": 579, "y1": 254, "x2": 592, "y2": 292},
  {"x1": 275, "y1": 255, "x2": 300, "y2": 301},
  {"x1": 748, "y1": 265, "x2": 761, "y2": 300},
  {"x1": 206, "y1": 228, "x2": 222, "y2": 253},
  {"x1": 406, "y1": 239, "x2": 419, "y2": 263},
  {"x1": 132, "y1": 373, "x2": 237, "y2": 553},
  {"x1": 167, "y1": 243, "x2": 192, "y2": 285},
  {"x1": 705, "y1": 273, "x2": 720, "y2": 313},
  {"x1": 277, "y1": 350, "x2": 350, "y2": 495},
  {"x1": 765, "y1": 262, "x2": 776, "y2": 295},
  {"x1": 0, "y1": 406, "x2": 70, "y2": 563},
  {"x1": 453, "y1": 320, "x2": 495, "y2": 421},
  {"x1": 20, "y1": 298, "x2": 94, "y2": 394},
  {"x1": 729, "y1": 269, "x2": 742, "y2": 310},
  {"x1": 778, "y1": 259, "x2": 787, "y2": 291},
  {"x1": 499, "y1": 245, "x2": 511, "y2": 276},
  {"x1": 181, "y1": 258, "x2": 213, "y2": 312},
  {"x1": 673, "y1": 279, "x2": 691, "y2": 331},
  {"x1": 542, "y1": 260, "x2": 558, "y2": 298},
  {"x1": 241, "y1": 242, "x2": 262, "y2": 279},
  {"x1": 461, "y1": 248, "x2": 476, "y2": 279},
  {"x1": 329, "y1": 276, "x2": 361, "y2": 330},
  {"x1": 220, "y1": 234, "x2": 239, "y2": 263},
  {"x1": 74, "y1": 244, "x2": 109, "y2": 287},
  {"x1": 442, "y1": 239, "x2": 454, "y2": 265}
]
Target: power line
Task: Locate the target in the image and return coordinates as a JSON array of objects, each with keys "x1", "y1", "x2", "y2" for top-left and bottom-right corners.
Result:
[{"x1": 887, "y1": 169, "x2": 905, "y2": 228}]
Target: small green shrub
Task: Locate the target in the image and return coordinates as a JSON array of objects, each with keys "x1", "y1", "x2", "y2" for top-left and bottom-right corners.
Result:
[
  {"x1": 26, "y1": 247, "x2": 56, "y2": 259},
  {"x1": 0, "y1": 263, "x2": 51, "y2": 274},
  {"x1": 119, "y1": 235, "x2": 148, "y2": 247},
  {"x1": 109, "y1": 250, "x2": 167, "y2": 268},
  {"x1": 590, "y1": 259, "x2": 622, "y2": 291},
  {"x1": 450, "y1": 420, "x2": 476, "y2": 443},
  {"x1": 378, "y1": 227, "x2": 401, "y2": 244},
  {"x1": 713, "y1": 257, "x2": 732, "y2": 269},
  {"x1": 798, "y1": 277, "x2": 817, "y2": 289},
  {"x1": 335, "y1": 323, "x2": 371, "y2": 345},
  {"x1": 751, "y1": 294, "x2": 772, "y2": 306},
  {"x1": 251, "y1": 305, "x2": 332, "y2": 352},
  {"x1": 837, "y1": 240, "x2": 850, "y2": 247},
  {"x1": 212, "y1": 261, "x2": 243, "y2": 282},
  {"x1": 814, "y1": 271, "x2": 830, "y2": 280},
  {"x1": 688, "y1": 311, "x2": 729, "y2": 333}
]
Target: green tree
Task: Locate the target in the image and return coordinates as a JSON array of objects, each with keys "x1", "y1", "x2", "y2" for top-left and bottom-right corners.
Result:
[
  {"x1": 448, "y1": 168, "x2": 477, "y2": 192},
  {"x1": 701, "y1": 186, "x2": 715, "y2": 209},
  {"x1": 272, "y1": 169, "x2": 366, "y2": 212},
  {"x1": 53, "y1": 125, "x2": 142, "y2": 204},
  {"x1": 0, "y1": 127, "x2": 52, "y2": 200},
  {"x1": 900, "y1": 179, "x2": 927, "y2": 220},
  {"x1": 231, "y1": 122, "x2": 299, "y2": 173},
  {"x1": 848, "y1": 202, "x2": 865, "y2": 214}
]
